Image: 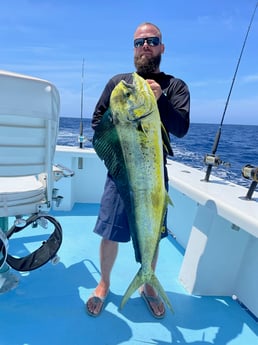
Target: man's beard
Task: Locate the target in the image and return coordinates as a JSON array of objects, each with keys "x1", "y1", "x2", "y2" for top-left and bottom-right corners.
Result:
[{"x1": 134, "y1": 54, "x2": 161, "y2": 75}]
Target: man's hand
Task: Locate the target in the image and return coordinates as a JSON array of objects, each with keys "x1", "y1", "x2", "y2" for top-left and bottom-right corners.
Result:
[{"x1": 146, "y1": 79, "x2": 162, "y2": 100}]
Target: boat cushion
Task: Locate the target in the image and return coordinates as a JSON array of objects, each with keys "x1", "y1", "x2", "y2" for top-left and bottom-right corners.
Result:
[{"x1": 0, "y1": 176, "x2": 45, "y2": 217}]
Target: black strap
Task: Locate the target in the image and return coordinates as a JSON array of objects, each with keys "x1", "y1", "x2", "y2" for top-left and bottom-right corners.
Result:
[
  {"x1": 0, "y1": 229, "x2": 8, "y2": 269},
  {"x1": 6, "y1": 215, "x2": 62, "y2": 271}
]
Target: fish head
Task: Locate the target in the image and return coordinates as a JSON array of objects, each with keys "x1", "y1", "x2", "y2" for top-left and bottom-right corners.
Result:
[{"x1": 110, "y1": 73, "x2": 156, "y2": 124}]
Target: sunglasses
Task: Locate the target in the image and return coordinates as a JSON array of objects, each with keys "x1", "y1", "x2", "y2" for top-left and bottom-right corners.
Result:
[{"x1": 134, "y1": 36, "x2": 160, "y2": 48}]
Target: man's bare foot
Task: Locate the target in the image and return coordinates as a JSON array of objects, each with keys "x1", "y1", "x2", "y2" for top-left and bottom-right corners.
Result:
[{"x1": 86, "y1": 283, "x2": 109, "y2": 317}]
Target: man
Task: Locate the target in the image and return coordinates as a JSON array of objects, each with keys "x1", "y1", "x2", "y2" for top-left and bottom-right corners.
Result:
[{"x1": 87, "y1": 22, "x2": 190, "y2": 318}]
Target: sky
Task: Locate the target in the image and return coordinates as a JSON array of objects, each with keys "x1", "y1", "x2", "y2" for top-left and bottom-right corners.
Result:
[{"x1": 1, "y1": 0, "x2": 258, "y2": 125}]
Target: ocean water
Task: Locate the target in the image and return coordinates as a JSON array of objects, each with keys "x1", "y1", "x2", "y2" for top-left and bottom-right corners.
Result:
[{"x1": 57, "y1": 117, "x2": 258, "y2": 188}]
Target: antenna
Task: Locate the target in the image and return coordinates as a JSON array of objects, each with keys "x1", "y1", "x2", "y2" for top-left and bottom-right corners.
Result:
[{"x1": 203, "y1": 3, "x2": 258, "y2": 182}]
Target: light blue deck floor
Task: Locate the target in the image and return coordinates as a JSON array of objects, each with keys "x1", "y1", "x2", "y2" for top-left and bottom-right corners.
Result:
[{"x1": 1, "y1": 203, "x2": 257, "y2": 345}]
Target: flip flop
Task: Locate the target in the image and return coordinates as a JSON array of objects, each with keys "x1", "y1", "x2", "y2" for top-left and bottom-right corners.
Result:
[
  {"x1": 140, "y1": 290, "x2": 165, "y2": 319},
  {"x1": 86, "y1": 291, "x2": 109, "y2": 317}
]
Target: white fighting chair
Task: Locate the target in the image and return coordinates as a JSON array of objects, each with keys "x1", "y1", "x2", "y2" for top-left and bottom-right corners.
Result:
[{"x1": 0, "y1": 70, "x2": 66, "y2": 293}]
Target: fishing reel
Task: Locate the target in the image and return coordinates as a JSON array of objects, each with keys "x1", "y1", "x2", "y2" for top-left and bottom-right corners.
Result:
[
  {"x1": 204, "y1": 154, "x2": 231, "y2": 167},
  {"x1": 242, "y1": 164, "x2": 258, "y2": 182},
  {"x1": 241, "y1": 164, "x2": 258, "y2": 200},
  {"x1": 203, "y1": 153, "x2": 231, "y2": 182}
]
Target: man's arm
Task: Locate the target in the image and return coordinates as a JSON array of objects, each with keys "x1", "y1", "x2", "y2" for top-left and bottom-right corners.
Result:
[{"x1": 158, "y1": 78, "x2": 190, "y2": 138}]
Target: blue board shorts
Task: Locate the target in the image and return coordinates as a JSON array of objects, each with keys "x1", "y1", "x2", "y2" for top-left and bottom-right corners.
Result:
[{"x1": 93, "y1": 174, "x2": 168, "y2": 242}]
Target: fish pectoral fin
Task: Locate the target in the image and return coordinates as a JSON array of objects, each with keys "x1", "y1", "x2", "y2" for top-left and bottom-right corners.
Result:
[
  {"x1": 137, "y1": 120, "x2": 148, "y2": 136},
  {"x1": 161, "y1": 123, "x2": 173, "y2": 156},
  {"x1": 166, "y1": 192, "x2": 173, "y2": 206}
]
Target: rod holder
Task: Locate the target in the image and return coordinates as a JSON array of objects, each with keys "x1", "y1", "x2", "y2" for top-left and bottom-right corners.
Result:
[{"x1": 242, "y1": 164, "x2": 258, "y2": 199}]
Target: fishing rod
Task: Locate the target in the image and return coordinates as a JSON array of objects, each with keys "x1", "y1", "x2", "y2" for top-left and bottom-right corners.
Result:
[{"x1": 203, "y1": 2, "x2": 258, "y2": 182}]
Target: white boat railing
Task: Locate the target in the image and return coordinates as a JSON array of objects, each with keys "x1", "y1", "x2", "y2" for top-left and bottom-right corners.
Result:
[{"x1": 53, "y1": 146, "x2": 258, "y2": 319}]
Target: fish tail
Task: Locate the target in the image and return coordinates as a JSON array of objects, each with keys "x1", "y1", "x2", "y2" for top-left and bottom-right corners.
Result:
[
  {"x1": 120, "y1": 268, "x2": 174, "y2": 313},
  {"x1": 150, "y1": 273, "x2": 174, "y2": 313},
  {"x1": 120, "y1": 267, "x2": 144, "y2": 310}
]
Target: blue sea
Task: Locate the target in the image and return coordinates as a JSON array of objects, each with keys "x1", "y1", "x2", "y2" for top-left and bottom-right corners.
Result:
[{"x1": 57, "y1": 117, "x2": 258, "y2": 188}]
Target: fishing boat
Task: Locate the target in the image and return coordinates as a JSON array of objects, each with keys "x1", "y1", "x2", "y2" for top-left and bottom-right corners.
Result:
[{"x1": 0, "y1": 68, "x2": 257, "y2": 345}]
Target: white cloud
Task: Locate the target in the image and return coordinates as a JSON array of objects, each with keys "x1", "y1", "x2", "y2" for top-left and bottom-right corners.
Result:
[{"x1": 242, "y1": 74, "x2": 258, "y2": 83}]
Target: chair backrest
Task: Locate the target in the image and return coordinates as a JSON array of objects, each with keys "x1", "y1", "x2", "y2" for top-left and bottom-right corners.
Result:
[{"x1": 0, "y1": 70, "x2": 60, "y2": 180}]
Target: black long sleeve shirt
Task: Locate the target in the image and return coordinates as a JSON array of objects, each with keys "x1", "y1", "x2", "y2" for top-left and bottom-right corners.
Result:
[{"x1": 92, "y1": 71, "x2": 190, "y2": 139}]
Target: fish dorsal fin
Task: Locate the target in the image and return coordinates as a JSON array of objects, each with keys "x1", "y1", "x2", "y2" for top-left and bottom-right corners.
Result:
[{"x1": 93, "y1": 108, "x2": 126, "y2": 179}]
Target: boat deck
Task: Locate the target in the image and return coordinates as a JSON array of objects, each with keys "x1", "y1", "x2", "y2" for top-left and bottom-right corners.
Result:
[{"x1": 1, "y1": 203, "x2": 257, "y2": 345}]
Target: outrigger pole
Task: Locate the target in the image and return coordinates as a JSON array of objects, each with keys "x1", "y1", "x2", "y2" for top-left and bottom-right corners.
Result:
[
  {"x1": 78, "y1": 58, "x2": 85, "y2": 169},
  {"x1": 78, "y1": 58, "x2": 85, "y2": 149},
  {"x1": 203, "y1": 2, "x2": 258, "y2": 182}
]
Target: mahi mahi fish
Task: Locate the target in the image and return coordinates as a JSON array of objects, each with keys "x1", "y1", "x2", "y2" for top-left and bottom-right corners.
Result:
[{"x1": 93, "y1": 72, "x2": 173, "y2": 312}]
